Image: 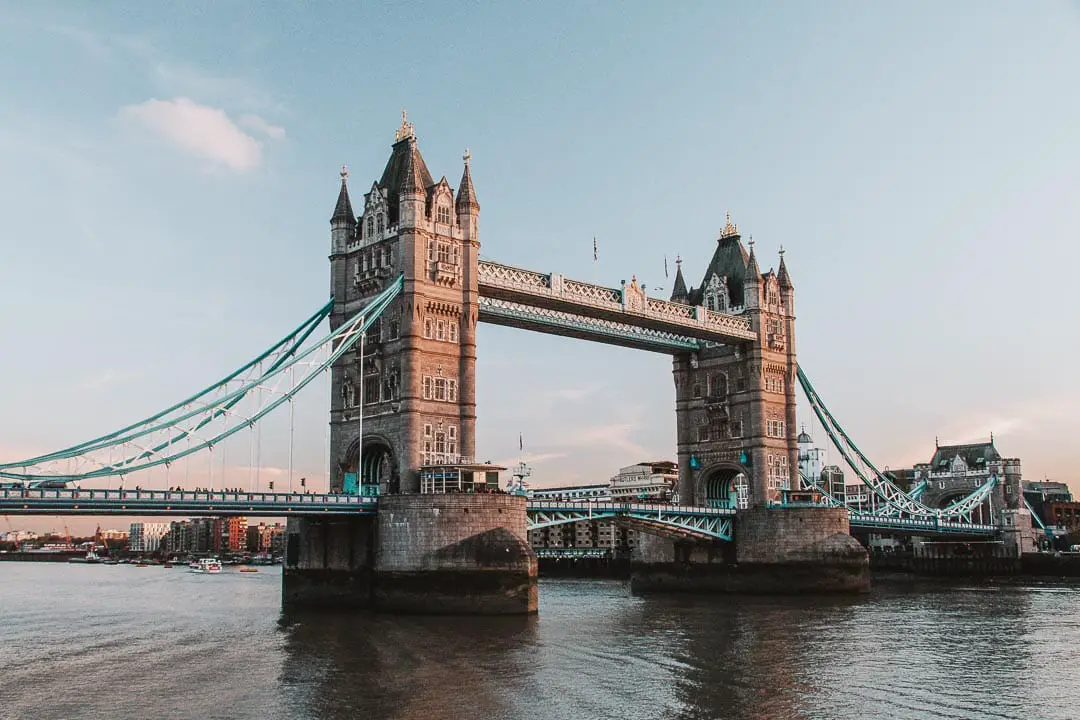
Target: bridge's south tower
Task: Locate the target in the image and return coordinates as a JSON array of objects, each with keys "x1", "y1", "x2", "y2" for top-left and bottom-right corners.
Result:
[
  {"x1": 671, "y1": 216, "x2": 798, "y2": 508},
  {"x1": 328, "y1": 113, "x2": 479, "y2": 495}
]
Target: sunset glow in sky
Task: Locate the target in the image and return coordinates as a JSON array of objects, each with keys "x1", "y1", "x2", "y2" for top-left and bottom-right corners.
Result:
[{"x1": 3, "y1": 2, "x2": 1079, "y2": 532}]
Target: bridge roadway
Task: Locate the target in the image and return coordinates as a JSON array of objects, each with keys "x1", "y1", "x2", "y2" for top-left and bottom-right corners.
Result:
[{"x1": 0, "y1": 488, "x2": 997, "y2": 540}]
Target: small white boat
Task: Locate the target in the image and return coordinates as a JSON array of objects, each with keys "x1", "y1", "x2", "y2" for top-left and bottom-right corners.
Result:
[
  {"x1": 69, "y1": 551, "x2": 102, "y2": 564},
  {"x1": 189, "y1": 558, "x2": 223, "y2": 574}
]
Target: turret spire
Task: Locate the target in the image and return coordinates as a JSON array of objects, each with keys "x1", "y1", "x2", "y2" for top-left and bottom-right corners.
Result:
[
  {"x1": 456, "y1": 147, "x2": 479, "y2": 211},
  {"x1": 777, "y1": 244, "x2": 793, "y2": 289},
  {"x1": 745, "y1": 234, "x2": 760, "y2": 277},
  {"x1": 331, "y1": 163, "x2": 354, "y2": 223},
  {"x1": 670, "y1": 255, "x2": 688, "y2": 302}
]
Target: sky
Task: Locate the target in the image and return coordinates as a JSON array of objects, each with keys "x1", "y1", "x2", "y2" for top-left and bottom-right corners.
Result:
[{"x1": 2, "y1": 2, "x2": 1079, "y2": 533}]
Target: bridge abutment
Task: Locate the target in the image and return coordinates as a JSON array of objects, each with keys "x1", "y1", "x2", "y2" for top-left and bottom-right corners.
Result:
[
  {"x1": 374, "y1": 494, "x2": 537, "y2": 615},
  {"x1": 284, "y1": 494, "x2": 537, "y2": 615},
  {"x1": 282, "y1": 516, "x2": 376, "y2": 609},
  {"x1": 630, "y1": 506, "x2": 869, "y2": 594}
]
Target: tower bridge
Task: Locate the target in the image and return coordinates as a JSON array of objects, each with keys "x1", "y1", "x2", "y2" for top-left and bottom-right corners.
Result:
[{"x1": 0, "y1": 113, "x2": 1036, "y2": 613}]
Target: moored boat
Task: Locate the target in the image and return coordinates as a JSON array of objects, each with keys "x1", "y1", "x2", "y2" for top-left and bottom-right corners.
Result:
[
  {"x1": 69, "y1": 551, "x2": 102, "y2": 564},
  {"x1": 189, "y1": 558, "x2": 222, "y2": 574}
]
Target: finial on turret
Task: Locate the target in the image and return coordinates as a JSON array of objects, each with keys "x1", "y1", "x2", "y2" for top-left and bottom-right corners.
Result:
[
  {"x1": 463, "y1": 147, "x2": 471, "y2": 166},
  {"x1": 394, "y1": 108, "x2": 415, "y2": 142},
  {"x1": 340, "y1": 164, "x2": 349, "y2": 182},
  {"x1": 675, "y1": 255, "x2": 682, "y2": 267},
  {"x1": 748, "y1": 234, "x2": 755, "y2": 252},
  {"x1": 778, "y1": 244, "x2": 785, "y2": 257},
  {"x1": 721, "y1": 211, "x2": 739, "y2": 238}
]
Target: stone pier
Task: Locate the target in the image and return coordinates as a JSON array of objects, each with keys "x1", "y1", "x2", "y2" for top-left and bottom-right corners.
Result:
[
  {"x1": 630, "y1": 506, "x2": 870, "y2": 594},
  {"x1": 283, "y1": 494, "x2": 537, "y2": 615}
]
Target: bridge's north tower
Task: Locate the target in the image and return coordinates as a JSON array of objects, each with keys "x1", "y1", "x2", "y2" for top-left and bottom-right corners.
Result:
[
  {"x1": 670, "y1": 216, "x2": 798, "y2": 509},
  {"x1": 328, "y1": 113, "x2": 479, "y2": 495}
]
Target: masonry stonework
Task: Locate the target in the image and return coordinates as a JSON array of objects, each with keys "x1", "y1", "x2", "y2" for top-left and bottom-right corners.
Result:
[
  {"x1": 375, "y1": 494, "x2": 537, "y2": 614},
  {"x1": 328, "y1": 114, "x2": 480, "y2": 495},
  {"x1": 670, "y1": 217, "x2": 798, "y2": 509}
]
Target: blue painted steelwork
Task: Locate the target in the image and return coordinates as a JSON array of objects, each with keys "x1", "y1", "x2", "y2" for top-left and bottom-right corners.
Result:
[
  {"x1": 848, "y1": 514, "x2": 997, "y2": 536},
  {"x1": 477, "y1": 296, "x2": 701, "y2": 353},
  {"x1": 0, "y1": 487, "x2": 376, "y2": 517},
  {"x1": 798, "y1": 367, "x2": 995, "y2": 522},
  {"x1": 797, "y1": 470, "x2": 998, "y2": 534},
  {"x1": 526, "y1": 500, "x2": 734, "y2": 541},
  {"x1": 0, "y1": 300, "x2": 333, "y2": 470},
  {"x1": 0, "y1": 489, "x2": 732, "y2": 540},
  {"x1": 1023, "y1": 496, "x2": 1055, "y2": 539},
  {"x1": 0, "y1": 277, "x2": 404, "y2": 483}
]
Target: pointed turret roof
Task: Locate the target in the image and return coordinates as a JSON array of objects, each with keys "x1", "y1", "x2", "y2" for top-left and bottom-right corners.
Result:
[
  {"x1": 395, "y1": 136, "x2": 431, "y2": 195},
  {"x1": 375, "y1": 112, "x2": 434, "y2": 222},
  {"x1": 331, "y1": 165, "x2": 354, "y2": 224},
  {"x1": 670, "y1": 257, "x2": 688, "y2": 302},
  {"x1": 686, "y1": 215, "x2": 751, "y2": 307},
  {"x1": 745, "y1": 236, "x2": 760, "y2": 280},
  {"x1": 456, "y1": 148, "x2": 479, "y2": 211},
  {"x1": 777, "y1": 246, "x2": 793, "y2": 289}
]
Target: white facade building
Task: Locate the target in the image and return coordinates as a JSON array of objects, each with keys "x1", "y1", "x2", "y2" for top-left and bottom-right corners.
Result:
[
  {"x1": 609, "y1": 461, "x2": 678, "y2": 502},
  {"x1": 129, "y1": 522, "x2": 170, "y2": 552},
  {"x1": 797, "y1": 429, "x2": 825, "y2": 490}
]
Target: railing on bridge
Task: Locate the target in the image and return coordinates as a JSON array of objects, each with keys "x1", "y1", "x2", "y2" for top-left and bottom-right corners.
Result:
[
  {"x1": 525, "y1": 500, "x2": 735, "y2": 541},
  {"x1": 477, "y1": 260, "x2": 756, "y2": 344},
  {"x1": 0, "y1": 488, "x2": 377, "y2": 516}
]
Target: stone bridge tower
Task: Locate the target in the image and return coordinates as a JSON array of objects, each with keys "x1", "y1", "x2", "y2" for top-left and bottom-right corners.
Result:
[
  {"x1": 328, "y1": 112, "x2": 479, "y2": 494},
  {"x1": 670, "y1": 215, "x2": 798, "y2": 509}
]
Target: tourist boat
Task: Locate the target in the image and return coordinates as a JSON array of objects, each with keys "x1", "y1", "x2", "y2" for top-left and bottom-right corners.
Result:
[
  {"x1": 69, "y1": 550, "x2": 102, "y2": 564},
  {"x1": 189, "y1": 558, "x2": 222, "y2": 574},
  {"x1": 239, "y1": 567, "x2": 258, "y2": 573}
]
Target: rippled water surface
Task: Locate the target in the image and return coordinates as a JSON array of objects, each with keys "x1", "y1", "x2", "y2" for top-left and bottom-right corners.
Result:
[{"x1": 1, "y1": 563, "x2": 1078, "y2": 719}]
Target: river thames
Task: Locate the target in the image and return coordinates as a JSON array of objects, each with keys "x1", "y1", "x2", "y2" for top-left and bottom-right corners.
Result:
[{"x1": 1, "y1": 563, "x2": 1077, "y2": 719}]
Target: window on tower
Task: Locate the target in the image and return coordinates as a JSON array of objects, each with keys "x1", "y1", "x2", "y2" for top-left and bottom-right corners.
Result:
[{"x1": 437, "y1": 205, "x2": 451, "y2": 225}]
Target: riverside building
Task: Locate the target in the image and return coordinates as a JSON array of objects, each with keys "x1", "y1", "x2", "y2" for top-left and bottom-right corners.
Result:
[{"x1": 128, "y1": 522, "x2": 170, "y2": 553}]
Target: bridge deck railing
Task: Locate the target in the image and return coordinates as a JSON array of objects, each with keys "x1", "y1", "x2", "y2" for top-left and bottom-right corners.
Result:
[{"x1": 0, "y1": 488, "x2": 376, "y2": 507}]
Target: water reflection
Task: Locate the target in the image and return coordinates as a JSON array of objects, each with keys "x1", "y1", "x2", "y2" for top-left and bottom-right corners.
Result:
[
  {"x1": 2, "y1": 566, "x2": 1079, "y2": 720},
  {"x1": 278, "y1": 610, "x2": 539, "y2": 720}
]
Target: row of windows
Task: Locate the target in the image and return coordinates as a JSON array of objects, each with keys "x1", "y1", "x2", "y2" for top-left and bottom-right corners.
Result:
[
  {"x1": 766, "y1": 420, "x2": 787, "y2": 438},
  {"x1": 364, "y1": 213, "x2": 386, "y2": 239},
  {"x1": 364, "y1": 316, "x2": 400, "y2": 345},
  {"x1": 421, "y1": 375, "x2": 459, "y2": 403},
  {"x1": 342, "y1": 369, "x2": 401, "y2": 408},
  {"x1": 436, "y1": 205, "x2": 452, "y2": 224},
  {"x1": 427, "y1": 240, "x2": 459, "y2": 265},
  {"x1": 765, "y1": 377, "x2": 785, "y2": 394},
  {"x1": 691, "y1": 376, "x2": 746, "y2": 398},
  {"x1": 355, "y1": 245, "x2": 393, "y2": 274},
  {"x1": 422, "y1": 316, "x2": 459, "y2": 343},
  {"x1": 421, "y1": 423, "x2": 458, "y2": 464},
  {"x1": 696, "y1": 420, "x2": 743, "y2": 442},
  {"x1": 767, "y1": 453, "x2": 790, "y2": 490}
]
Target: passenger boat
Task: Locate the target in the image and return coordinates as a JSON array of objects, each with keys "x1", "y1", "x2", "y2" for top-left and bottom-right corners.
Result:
[
  {"x1": 69, "y1": 551, "x2": 102, "y2": 564},
  {"x1": 189, "y1": 558, "x2": 222, "y2": 574}
]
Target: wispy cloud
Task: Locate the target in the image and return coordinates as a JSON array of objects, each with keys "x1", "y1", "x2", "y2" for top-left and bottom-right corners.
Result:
[
  {"x1": 240, "y1": 114, "x2": 286, "y2": 140},
  {"x1": 117, "y1": 98, "x2": 269, "y2": 172}
]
